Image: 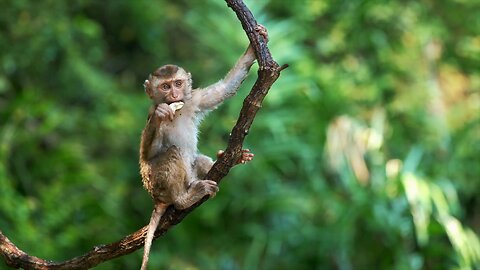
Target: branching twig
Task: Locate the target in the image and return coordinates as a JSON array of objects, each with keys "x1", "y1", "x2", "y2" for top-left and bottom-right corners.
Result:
[{"x1": 0, "y1": 0, "x2": 286, "y2": 269}]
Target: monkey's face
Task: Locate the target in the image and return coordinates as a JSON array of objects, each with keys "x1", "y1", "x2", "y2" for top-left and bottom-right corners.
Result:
[
  {"x1": 145, "y1": 65, "x2": 192, "y2": 104},
  {"x1": 156, "y1": 78, "x2": 185, "y2": 104}
]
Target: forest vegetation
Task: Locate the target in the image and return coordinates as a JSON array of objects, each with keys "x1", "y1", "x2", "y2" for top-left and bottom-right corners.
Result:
[{"x1": 1, "y1": 0, "x2": 479, "y2": 269}]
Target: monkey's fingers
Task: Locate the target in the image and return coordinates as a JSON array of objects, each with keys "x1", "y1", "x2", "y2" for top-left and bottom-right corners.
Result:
[
  {"x1": 255, "y1": 24, "x2": 269, "y2": 43},
  {"x1": 155, "y1": 107, "x2": 169, "y2": 120},
  {"x1": 155, "y1": 104, "x2": 175, "y2": 121},
  {"x1": 164, "y1": 104, "x2": 175, "y2": 121}
]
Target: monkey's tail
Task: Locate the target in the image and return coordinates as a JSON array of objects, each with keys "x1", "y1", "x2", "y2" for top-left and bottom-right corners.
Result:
[{"x1": 141, "y1": 204, "x2": 167, "y2": 270}]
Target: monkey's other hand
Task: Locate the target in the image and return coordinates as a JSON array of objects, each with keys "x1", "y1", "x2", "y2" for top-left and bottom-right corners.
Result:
[
  {"x1": 255, "y1": 24, "x2": 269, "y2": 43},
  {"x1": 155, "y1": 103, "x2": 175, "y2": 121},
  {"x1": 191, "y1": 180, "x2": 219, "y2": 198},
  {"x1": 217, "y1": 149, "x2": 254, "y2": 165},
  {"x1": 245, "y1": 24, "x2": 268, "y2": 55}
]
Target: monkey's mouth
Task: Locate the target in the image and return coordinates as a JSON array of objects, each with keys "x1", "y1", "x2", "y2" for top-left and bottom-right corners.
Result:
[{"x1": 166, "y1": 100, "x2": 184, "y2": 105}]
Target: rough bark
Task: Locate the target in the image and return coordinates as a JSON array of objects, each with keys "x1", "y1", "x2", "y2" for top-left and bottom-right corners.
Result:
[{"x1": 0, "y1": 0, "x2": 286, "y2": 269}]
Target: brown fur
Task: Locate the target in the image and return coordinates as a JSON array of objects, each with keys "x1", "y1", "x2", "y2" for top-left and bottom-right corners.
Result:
[
  {"x1": 140, "y1": 146, "x2": 187, "y2": 270},
  {"x1": 152, "y1": 65, "x2": 179, "y2": 79},
  {"x1": 141, "y1": 146, "x2": 187, "y2": 203}
]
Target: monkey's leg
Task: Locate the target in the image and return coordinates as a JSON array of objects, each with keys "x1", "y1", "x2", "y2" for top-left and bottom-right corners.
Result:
[
  {"x1": 193, "y1": 154, "x2": 214, "y2": 179},
  {"x1": 173, "y1": 180, "x2": 219, "y2": 210},
  {"x1": 141, "y1": 203, "x2": 167, "y2": 270}
]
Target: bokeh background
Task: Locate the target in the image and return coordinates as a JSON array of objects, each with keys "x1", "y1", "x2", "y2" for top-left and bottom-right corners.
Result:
[{"x1": 1, "y1": 0, "x2": 479, "y2": 269}]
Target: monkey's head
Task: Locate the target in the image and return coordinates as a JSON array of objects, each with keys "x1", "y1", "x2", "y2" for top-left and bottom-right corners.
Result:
[{"x1": 144, "y1": 64, "x2": 193, "y2": 104}]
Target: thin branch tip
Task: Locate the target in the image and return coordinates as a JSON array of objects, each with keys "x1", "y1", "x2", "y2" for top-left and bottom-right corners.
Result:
[{"x1": 279, "y1": 63, "x2": 289, "y2": 72}]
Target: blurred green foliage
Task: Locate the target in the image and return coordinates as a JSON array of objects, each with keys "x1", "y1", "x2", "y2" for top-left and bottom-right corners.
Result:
[{"x1": 1, "y1": 0, "x2": 479, "y2": 269}]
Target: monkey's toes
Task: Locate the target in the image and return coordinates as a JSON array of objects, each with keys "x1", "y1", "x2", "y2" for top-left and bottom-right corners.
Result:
[
  {"x1": 202, "y1": 180, "x2": 219, "y2": 197},
  {"x1": 191, "y1": 180, "x2": 219, "y2": 198},
  {"x1": 203, "y1": 180, "x2": 218, "y2": 186},
  {"x1": 238, "y1": 149, "x2": 254, "y2": 164}
]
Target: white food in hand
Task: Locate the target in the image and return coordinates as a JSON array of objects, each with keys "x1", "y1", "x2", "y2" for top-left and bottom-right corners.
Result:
[{"x1": 169, "y1": 101, "x2": 184, "y2": 113}]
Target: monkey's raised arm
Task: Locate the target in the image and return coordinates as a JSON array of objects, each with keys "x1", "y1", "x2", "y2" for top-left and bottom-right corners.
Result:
[
  {"x1": 195, "y1": 48, "x2": 256, "y2": 111},
  {"x1": 195, "y1": 24, "x2": 268, "y2": 111}
]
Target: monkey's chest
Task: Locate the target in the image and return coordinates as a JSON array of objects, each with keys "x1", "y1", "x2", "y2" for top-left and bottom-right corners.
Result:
[
  {"x1": 155, "y1": 117, "x2": 198, "y2": 172},
  {"x1": 161, "y1": 119, "x2": 197, "y2": 150}
]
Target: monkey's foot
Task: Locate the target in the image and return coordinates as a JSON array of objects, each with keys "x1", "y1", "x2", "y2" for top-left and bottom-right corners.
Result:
[
  {"x1": 217, "y1": 149, "x2": 254, "y2": 165},
  {"x1": 174, "y1": 180, "x2": 219, "y2": 209},
  {"x1": 191, "y1": 180, "x2": 219, "y2": 198}
]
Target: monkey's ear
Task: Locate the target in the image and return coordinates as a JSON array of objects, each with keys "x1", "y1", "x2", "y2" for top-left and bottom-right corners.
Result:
[
  {"x1": 143, "y1": 79, "x2": 150, "y2": 89},
  {"x1": 144, "y1": 79, "x2": 153, "y2": 97}
]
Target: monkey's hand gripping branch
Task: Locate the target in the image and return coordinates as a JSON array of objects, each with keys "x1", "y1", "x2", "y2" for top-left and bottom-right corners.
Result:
[{"x1": 0, "y1": 0, "x2": 287, "y2": 269}]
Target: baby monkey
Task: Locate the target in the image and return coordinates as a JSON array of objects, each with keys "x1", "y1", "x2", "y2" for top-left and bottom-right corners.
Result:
[{"x1": 139, "y1": 25, "x2": 268, "y2": 270}]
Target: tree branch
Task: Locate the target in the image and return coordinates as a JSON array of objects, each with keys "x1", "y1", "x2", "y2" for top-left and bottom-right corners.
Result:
[{"x1": 0, "y1": 0, "x2": 286, "y2": 269}]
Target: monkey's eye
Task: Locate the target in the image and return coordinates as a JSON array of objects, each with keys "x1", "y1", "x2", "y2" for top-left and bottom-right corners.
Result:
[
  {"x1": 160, "y1": 83, "x2": 170, "y2": 91},
  {"x1": 174, "y1": 80, "x2": 183, "y2": 87}
]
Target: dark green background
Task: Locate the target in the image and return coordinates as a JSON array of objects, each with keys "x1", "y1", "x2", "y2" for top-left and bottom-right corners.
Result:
[{"x1": 1, "y1": 0, "x2": 479, "y2": 269}]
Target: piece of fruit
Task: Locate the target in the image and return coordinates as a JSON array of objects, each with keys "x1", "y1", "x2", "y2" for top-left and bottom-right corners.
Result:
[{"x1": 169, "y1": 101, "x2": 184, "y2": 112}]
